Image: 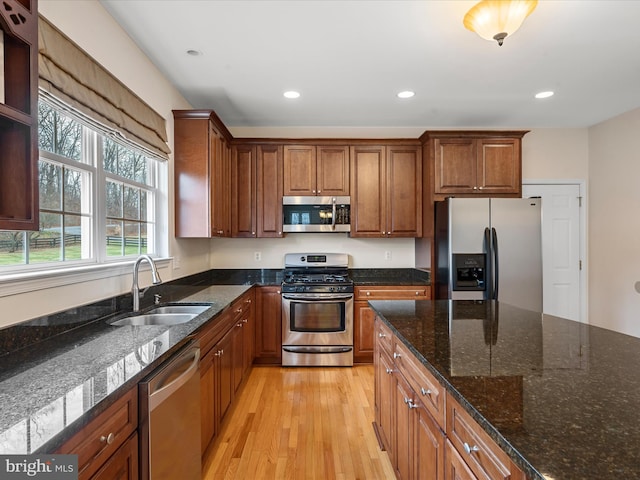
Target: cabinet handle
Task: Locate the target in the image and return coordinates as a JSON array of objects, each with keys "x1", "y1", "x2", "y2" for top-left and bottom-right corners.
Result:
[
  {"x1": 214, "y1": 350, "x2": 221, "y2": 357},
  {"x1": 378, "y1": 332, "x2": 386, "y2": 338},
  {"x1": 242, "y1": 318, "x2": 248, "y2": 323},
  {"x1": 100, "y1": 433, "x2": 115, "y2": 445},
  {"x1": 236, "y1": 322, "x2": 243, "y2": 328},
  {"x1": 463, "y1": 443, "x2": 480, "y2": 455},
  {"x1": 385, "y1": 368, "x2": 393, "y2": 374},
  {"x1": 393, "y1": 352, "x2": 401, "y2": 359},
  {"x1": 420, "y1": 387, "x2": 432, "y2": 396}
]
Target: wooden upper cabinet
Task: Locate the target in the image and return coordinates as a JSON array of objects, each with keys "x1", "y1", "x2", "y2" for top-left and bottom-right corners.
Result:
[
  {"x1": 427, "y1": 131, "x2": 527, "y2": 198},
  {"x1": 283, "y1": 145, "x2": 349, "y2": 196},
  {"x1": 350, "y1": 144, "x2": 422, "y2": 238},
  {"x1": 232, "y1": 144, "x2": 256, "y2": 238},
  {"x1": 0, "y1": 0, "x2": 39, "y2": 231},
  {"x1": 232, "y1": 143, "x2": 283, "y2": 238},
  {"x1": 173, "y1": 110, "x2": 233, "y2": 237}
]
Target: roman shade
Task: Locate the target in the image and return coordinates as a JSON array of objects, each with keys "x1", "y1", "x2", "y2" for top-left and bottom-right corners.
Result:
[{"x1": 37, "y1": 16, "x2": 170, "y2": 160}]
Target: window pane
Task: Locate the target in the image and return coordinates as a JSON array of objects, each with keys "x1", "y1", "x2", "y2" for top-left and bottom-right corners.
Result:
[
  {"x1": 64, "y1": 215, "x2": 88, "y2": 260},
  {"x1": 39, "y1": 161, "x2": 62, "y2": 211},
  {"x1": 38, "y1": 103, "x2": 55, "y2": 153},
  {"x1": 55, "y1": 112, "x2": 82, "y2": 161},
  {"x1": 103, "y1": 138, "x2": 119, "y2": 175},
  {"x1": 106, "y1": 221, "x2": 124, "y2": 257},
  {"x1": 140, "y1": 223, "x2": 149, "y2": 254},
  {"x1": 140, "y1": 191, "x2": 148, "y2": 222},
  {"x1": 64, "y1": 169, "x2": 83, "y2": 214},
  {"x1": 0, "y1": 231, "x2": 26, "y2": 265},
  {"x1": 124, "y1": 223, "x2": 140, "y2": 255},
  {"x1": 106, "y1": 181, "x2": 122, "y2": 218},
  {"x1": 31, "y1": 213, "x2": 62, "y2": 264},
  {"x1": 123, "y1": 186, "x2": 139, "y2": 220},
  {"x1": 121, "y1": 149, "x2": 148, "y2": 184}
]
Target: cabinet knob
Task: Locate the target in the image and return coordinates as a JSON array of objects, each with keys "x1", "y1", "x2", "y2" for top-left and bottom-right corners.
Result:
[
  {"x1": 415, "y1": 291, "x2": 420, "y2": 295},
  {"x1": 473, "y1": 186, "x2": 478, "y2": 190},
  {"x1": 420, "y1": 387, "x2": 432, "y2": 396},
  {"x1": 312, "y1": 190, "x2": 316, "y2": 194},
  {"x1": 366, "y1": 291, "x2": 371, "y2": 296},
  {"x1": 393, "y1": 352, "x2": 401, "y2": 359},
  {"x1": 378, "y1": 332, "x2": 386, "y2": 338},
  {"x1": 478, "y1": 186, "x2": 484, "y2": 190},
  {"x1": 252, "y1": 231, "x2": 256, "y2": 235},
  {"x1": 236, "y1": 322, "x2": 243, "y2": 328},
  {"x1": 463, "y1": 443, "x2": 480, "y2": 455},
  {"x1": 100, "y1": 433, "x2": 115, "y2": 445},
  {"x1": 385, "y1": 368, "x2": 393, "y2": 374},
  {"x1": 242, "y1": 318, "x2": 248, "y2": 323}
]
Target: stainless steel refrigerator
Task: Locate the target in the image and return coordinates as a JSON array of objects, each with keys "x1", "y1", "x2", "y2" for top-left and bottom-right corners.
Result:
[{"x1": 434, "y1": 197, "x2": 542, "y2": 312}]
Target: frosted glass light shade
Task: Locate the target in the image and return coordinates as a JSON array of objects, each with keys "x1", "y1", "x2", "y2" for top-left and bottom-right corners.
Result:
[{"x1": 463, "y1": 0, "x2": 538, "y2": 46}]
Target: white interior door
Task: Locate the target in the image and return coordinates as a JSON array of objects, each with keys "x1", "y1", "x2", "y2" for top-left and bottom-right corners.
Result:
[{"x1": 522, "y1": 184, "x2": 582, "y2": 321}]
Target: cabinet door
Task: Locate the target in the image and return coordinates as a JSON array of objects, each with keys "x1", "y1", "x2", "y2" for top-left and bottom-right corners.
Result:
[
  {"x1": 376, "y1": 346, "x2": 395, "y2": 455},
  {"x1": 445, "y1": 440, "x2": 478, "y2": 480},
  {"x1": 350, "y1": 145, "x2": 386, "y2": 237},
  {"x1": 232, "y1": 144, "x2": 256, "y2": 237},
  {"x1": 210, "y1": 125, "x2": 227, "y2": 236},
  {"x1": 90, "y1": 433, "x2": 138, "y2": 480},
  {"x1": 433, "y1": 138, "x2": 477, "y2": 195},
  {"x1": 387, "y1": 145, "x2": 422, "y2": 237},
  {"x1": 354, "y1": 301, "x2": 375, "y2": 363},
  {"x1": 256, "y1": 145, "x2": 284, "y2": 237},
  {"x1": 317, "y1": 145, "x2": 350, "y2": 195},
  {"x1": 254, "y1": 286, "x2": 282, "y2": 364},
  {"x1": 217, "y1": 329, "x2": 234, "y2": 425},
  {"x1": 232, "y1": 319, "x2": 244, "y2": 393},
  {"x1": 415, "y1": 405, "x2": 445, "y2": 480},
  {"x1": 394, "y1": 372, "x2": 413, "y2": 480},
  {"x1": 283, "y1": 145, "x2": 316, "y2": 195},
  {"x1": 200, "y1": 349, "x2": 216, "y2": 455},
  {"x1": 476, "y1": 138, "x2": 521, "y2": 195}
]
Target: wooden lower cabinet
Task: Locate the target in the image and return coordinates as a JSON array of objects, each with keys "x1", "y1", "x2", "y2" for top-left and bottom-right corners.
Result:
[
  {"x1": 355, "y1": 286, "x2": 430, "y2": 363},
  {"x1": 56, "y1": 388, "x2": 137, "y2": 480},
  {"x1": 90, "y1": 433, "x2": 138, "y2": 480},
  {"x1": 254, "y1": 286, "x2": 282, "y2": 364},
  {"x1": 374, "y1": 316, "x2": 525, "y2": 480}
]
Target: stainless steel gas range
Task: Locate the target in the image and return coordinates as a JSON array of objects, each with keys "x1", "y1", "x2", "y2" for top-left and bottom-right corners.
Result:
[{"x1": 281, "y1": 253, "x2": 354, "y2": 366}]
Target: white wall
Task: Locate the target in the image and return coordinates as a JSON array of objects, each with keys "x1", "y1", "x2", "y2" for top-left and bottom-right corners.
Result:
[{"x1": 588, "y1": 107, "x2": 640, "y2": 337}]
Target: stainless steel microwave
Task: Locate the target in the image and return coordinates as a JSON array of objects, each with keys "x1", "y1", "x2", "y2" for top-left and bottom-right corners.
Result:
[{"x1": 282, "y1": 196, "x2": 350, "y2": 233}]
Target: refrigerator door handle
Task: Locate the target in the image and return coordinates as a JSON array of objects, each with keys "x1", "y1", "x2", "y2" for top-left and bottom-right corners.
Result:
[
  {"x1": 492, "y1": 227, "x2": 499, "y2": 300},
  {"x1": 484, "y1": 227, "x2": 492, "y2": 300}
]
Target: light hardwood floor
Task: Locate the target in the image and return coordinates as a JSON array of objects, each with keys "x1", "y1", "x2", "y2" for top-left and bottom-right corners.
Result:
[{"x1": 202, "y1": 365, "x2": 395, "y2": 480}]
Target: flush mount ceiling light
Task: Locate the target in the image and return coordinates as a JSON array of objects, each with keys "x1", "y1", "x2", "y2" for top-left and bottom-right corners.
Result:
[
  {"x1": 463, "y1": 0, "x2": 538, "y2": 46},
  {"x1": 283, "y1": 91, "x2": 301, "y2": 99},
  {"x1": 397, "y1": 91, "x2": 415, "y2": 99},
  {"x1": 535, "y1": 91, "x2": 554, "y2": 99}
]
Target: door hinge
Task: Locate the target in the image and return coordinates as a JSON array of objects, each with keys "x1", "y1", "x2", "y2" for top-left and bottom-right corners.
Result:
[
  {"x1": 579, "y1": 260, "x2": 583, "y2": 270},
  {"x1": 578, "y1": 196, "x2": 583, "y2": 207}
]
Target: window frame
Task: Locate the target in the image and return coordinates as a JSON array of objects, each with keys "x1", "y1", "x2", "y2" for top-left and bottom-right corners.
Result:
[{"x1": 0, "y1": 99, "x2": 169, "y2": 297}]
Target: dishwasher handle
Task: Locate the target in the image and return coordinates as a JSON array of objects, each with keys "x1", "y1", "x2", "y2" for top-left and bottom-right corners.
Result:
[{"x1": 149, "y1": 345, "x2": 200, "y2": 412}]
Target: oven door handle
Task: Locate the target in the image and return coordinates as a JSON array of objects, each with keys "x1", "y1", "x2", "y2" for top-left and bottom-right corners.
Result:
[{"x1": 282, "y1": 294, "x2": 353, "y2": 302}]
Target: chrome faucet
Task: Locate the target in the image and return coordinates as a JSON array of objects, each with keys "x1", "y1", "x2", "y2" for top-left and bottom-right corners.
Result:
[{"x1": 132, "y1": 254, "x2": 162, "y2": 311}]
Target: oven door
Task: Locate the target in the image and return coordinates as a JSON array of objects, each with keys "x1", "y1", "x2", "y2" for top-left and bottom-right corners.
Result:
[{"x1": 282, "y1": 293, "x2": 354, "y2": 346}]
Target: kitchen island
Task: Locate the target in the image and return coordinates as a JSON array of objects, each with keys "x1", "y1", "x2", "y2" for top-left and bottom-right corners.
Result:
[{"x1": 369, "y1": 299, "x2": 640, "y2": 480}]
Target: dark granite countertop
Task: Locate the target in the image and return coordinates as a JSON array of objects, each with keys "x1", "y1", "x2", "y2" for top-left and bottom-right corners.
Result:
[
  {"x1": 350, "y1": 268, "x2": 430, "y2": 285},
  {"x1": 369, "y1": 299, "x2": 640, "y2": 480},
  {"x1": 0, "y1": 284, "x2": 250, "y2": 455}
]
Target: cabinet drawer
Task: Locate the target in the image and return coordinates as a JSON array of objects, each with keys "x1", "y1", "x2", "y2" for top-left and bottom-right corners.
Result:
[
  {"x1": 446, "y1": 394, "x2": 519, "y2": 480},
  {"x1": 355, "y1": 285, "x2": 430, "y2": 300},
  {"x1": 374, "y1": 317, "x2": 393, "y2": 355},
  {"x1": 57, "y1": 388, "x2": 137, "y2": 480},
  {"x1": 392, "y1": 339, "x2": 445, "y2": 429}
]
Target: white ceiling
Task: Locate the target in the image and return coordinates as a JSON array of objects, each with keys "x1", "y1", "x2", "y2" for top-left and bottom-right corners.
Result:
[{"x1": 100, "y1": 0, "x2": 640, "y2": 129}]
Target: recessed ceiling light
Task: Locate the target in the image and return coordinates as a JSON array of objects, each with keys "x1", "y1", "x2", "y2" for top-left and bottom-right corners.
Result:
[
  {"x1": 397, "y1": 91, "x2": 415, "y2": 99},
  {"x1": 186, "y1": 49, "x2": 202, "y2": 56},
  {"x1": 283, "y1": 91, "x2": 301, "y2": 99},
  {"x1": 535, "y1": 91, "x2": 554, "y2": 99}
]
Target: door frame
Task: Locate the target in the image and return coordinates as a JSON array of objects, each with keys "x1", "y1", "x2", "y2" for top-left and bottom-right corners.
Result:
[{"x1": 522, "y1": 179, "x2": 588, "y2": 323}]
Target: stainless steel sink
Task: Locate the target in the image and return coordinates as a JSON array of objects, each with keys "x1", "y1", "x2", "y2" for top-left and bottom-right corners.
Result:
[
  {"x1": 108, "y1": 304, "x2": 211, "y2": 326},
  {"x1": 147, "y1": 305, "x2": 210, "y2": 315}
]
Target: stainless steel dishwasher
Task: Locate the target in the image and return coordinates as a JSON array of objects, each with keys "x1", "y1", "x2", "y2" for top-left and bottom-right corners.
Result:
[{"x1": 139, "y1": 339, "x2": 201, "y2": 480}]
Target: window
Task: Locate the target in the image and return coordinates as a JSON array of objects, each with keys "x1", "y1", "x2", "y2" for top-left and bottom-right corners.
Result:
[{"x1": 0, "y1": 100, "x2": 165, "y2": 271}]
